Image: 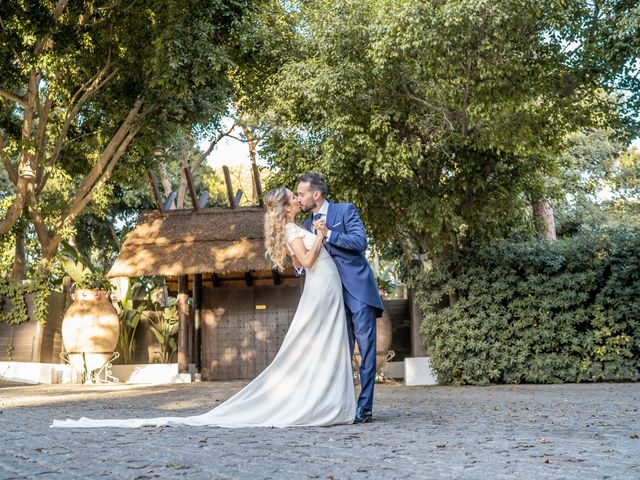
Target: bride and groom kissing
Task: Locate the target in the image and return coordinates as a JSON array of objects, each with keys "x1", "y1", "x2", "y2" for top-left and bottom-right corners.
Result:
[{"x1": 52, "y1": 172, "x2": 383, "y2": 429}]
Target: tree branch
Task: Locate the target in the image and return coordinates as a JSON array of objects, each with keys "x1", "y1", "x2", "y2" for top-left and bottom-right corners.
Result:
[
  {"x1": 49, "y1": 63, "x2": 117, "y2": 167},
  {"x1": 52, "y1": 0, "x2": 69, "y2": 19},
  {"x1": 0, "y1": 179, "x2": 30, "y2": 236},
  {"x1": 59, "y1": 126, "x2": 140, "y2": 229},
  {"x1": 33, "y1": 0, "x2": 69, "y2": 57},
  {"x1": 27, "y1": 192, "x2": 54, "y2": 249},
  {"x1": 402, "y1": 85, "x2": 455, "y2": 132},
  {"x1": 190, "y1": 122, "x2": 237, "y2": 171},
  {"x1": 0, "y1": 89, "x2": 26, "y2": 107},
  {"x1": 61, "y1": 129, "x2": 102, "y2": 148},
  {"x1": 58, "y1": 100, "x2": 142, "y2": 229},
  {"x1": 35, "y1": 94, "x2": 53, "y2": 171},
  {"x1": 0, "y1": 15, "x2": 24, "y2": 67},
  {"x1": 0, "y1": 132, "x2": 18, "y2": 185}
]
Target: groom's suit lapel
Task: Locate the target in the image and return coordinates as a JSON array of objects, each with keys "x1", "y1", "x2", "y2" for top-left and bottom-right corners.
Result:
[{"x1": 326, "y1": 201, "x2": 336, "y2": 231}]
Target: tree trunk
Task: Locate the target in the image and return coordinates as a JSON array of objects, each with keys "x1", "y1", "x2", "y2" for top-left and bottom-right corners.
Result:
[
  {"x1": 0, "y1": 179, "x2": 30, "y2": 236},
  {"x1": 241, "y1": 125, "x2": 261, "y2": 204},
  {"x1": 158, "y1": 162, "x2": 175, "y2": 209},
  {"x1": 532, "y1": 198, "x2": 557, "y2": 240},
  {"x1": 41, "y1": 237, "x2": 62, "y2": 264}
]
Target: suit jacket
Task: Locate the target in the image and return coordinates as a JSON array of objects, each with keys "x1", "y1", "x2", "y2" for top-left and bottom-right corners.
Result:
[{"x1": 304, "y1": 201, "x2": 384, "y2": 316}]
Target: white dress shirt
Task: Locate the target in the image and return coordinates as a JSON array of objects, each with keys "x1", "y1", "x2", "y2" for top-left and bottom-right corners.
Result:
[{"x1": 314, "y1": 200, "x2": 332, "y2": 241}]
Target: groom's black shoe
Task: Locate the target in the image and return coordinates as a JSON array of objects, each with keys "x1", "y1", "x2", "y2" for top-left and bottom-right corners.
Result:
[{"x1": 354, "y1": 407, "x2": 373, "y2": 424}]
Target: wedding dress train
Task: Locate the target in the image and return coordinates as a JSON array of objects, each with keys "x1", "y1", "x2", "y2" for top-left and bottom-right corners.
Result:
[{"x1": 51, "y1": 223, "x2": 355, "y2": 428}]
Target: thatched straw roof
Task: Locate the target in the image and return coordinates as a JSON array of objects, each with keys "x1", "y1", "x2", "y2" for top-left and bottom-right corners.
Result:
[{"x1": 108, "y1": 207, "x2": 282, "y2": 278}]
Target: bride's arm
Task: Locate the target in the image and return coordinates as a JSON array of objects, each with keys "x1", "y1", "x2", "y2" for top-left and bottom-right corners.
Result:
[
  {"x1": 288, "y1": 233, "x2": 324, "y2": 269},
  {"x1": 289, "y1": 252, "x2": 303, "y2": 271}
]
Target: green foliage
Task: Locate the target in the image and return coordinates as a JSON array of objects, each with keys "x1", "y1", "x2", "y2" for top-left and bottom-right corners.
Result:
[
  {"x1": 115, "y1": 278, "x2": 146, "y2": 365},
  {"x1": 75, "y1": 271, "x2": 113, "y2": 292},
  {"x1": 0, "y1": 0, "x2": 255, "y2": 274},
  {"x1": 0, "y1": 269, "x2": 50, "y2": 325},
  {"x1": 375, "y1": 262, "x2": 401, "y2": 299},
  {"x1": 552, "y1": 132, "x2": 640, "y2": 236},
  {"x1": 148, "y1": 296, "x2": 179, "y2": 364},
  {"x1": 60, "y1": 242, "x2": 112, "y2": 291},
  {"x1": 261, "y1": 0, "x2": 638, "y2": 263},
  {"x1": 72, "y1": 129, "x2": 230, "y2": 268},
  {"x1": 415, "y1": 228, "x2": 640, "y2": 385}
]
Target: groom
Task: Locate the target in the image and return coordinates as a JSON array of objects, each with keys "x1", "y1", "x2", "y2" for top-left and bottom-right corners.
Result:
[{"x1": 297, "y1": 172, "x2": 384, "y2": 424}]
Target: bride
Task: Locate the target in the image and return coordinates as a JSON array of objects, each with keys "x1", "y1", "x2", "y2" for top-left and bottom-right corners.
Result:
[{"x1": 51, "y1": 186, "x2": 356, "y2": 428}]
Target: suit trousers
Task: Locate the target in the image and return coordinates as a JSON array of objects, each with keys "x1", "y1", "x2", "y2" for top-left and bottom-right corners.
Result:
[{"x1": 343, "y1": 288, "x2": 377, "y2": 411}]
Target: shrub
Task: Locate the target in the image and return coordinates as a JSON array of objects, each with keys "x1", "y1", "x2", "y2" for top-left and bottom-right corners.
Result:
[{"x1": 415, "y1": 228, "x2": 640, "y2": 385}]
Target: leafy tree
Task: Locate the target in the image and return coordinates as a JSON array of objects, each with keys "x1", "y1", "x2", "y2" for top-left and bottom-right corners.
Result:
[
  {"x1": 544, "y1": 128, "x2": 640, "y2": 236},
  {"x1": 261, "y1": 0, "x2": 638, "y2": 266},
  {"x1": 0, "y1": 0, "x2": 252, "y2": 277},
  {"x1": 598, "y1": 145, "x2": 640, "y2": 225},
  {"x1": 228, "y1": 0, "x2": 301, "y2": 202}
]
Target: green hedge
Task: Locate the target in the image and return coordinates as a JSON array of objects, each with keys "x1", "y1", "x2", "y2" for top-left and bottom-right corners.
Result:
[{"x1": 415, "y1": 229, "x2": 640, "y2": 385}]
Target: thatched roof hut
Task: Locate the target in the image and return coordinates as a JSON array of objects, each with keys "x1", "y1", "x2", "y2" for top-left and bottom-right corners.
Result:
[
  {"x1": 108, "y1": 207, "x2": 294, "y2": 284},
  {"x1": 107, "y1": 204, "x2": 302, "y2": 380}
]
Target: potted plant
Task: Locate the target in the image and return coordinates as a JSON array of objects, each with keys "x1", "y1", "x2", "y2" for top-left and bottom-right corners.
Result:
[{"x1": 60, "y1": 246, "x2": 119, "y2": 381}]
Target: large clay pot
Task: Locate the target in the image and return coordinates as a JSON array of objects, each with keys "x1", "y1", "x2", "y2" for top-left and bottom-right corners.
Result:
[
  {"x1": 353, "y1": 304, "x2": 393, "y2": 372},
  {"x1": 62, "y1": 289, "x2": 119, "y2": 375}
]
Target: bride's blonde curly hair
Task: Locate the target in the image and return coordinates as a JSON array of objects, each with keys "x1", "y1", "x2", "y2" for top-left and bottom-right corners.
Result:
[{"x1": 264, "y1": 186, "x2": 290, "y2": 272}]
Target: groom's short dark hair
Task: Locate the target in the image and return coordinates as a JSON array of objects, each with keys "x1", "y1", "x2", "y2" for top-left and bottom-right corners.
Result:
[{"x1": 299, "y1": 172, "x2": 328, "y2": 197}]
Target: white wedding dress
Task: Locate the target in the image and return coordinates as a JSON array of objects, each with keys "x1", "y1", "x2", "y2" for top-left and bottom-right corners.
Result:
[{"x1": 51, "y1": 223, "x2": 355, "y2": 428}]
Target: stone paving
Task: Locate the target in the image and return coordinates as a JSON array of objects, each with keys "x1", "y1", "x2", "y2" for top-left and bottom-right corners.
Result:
[{"x1": 1, "y1": 380, "x2": 639, "y2": 479}]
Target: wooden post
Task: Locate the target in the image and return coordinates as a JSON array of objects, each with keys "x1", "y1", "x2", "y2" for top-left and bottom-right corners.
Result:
[
  {"x1": 177, "y1": 275, "x2": 189, "y2": 373},
  {"x1": 222, "y1": 165, "x2": 236, "y2": 209},
  {"x1": 193, "y1": 274, "x2": 203, "y2": 375},
  {"x1": 147, "y1": 170, "x2": 164, "y2": 211},
  {"x1": 408, "y1": 286, "x2": 426, "y2": 357},
  {"x1": 183, "y1": 167, "x2": 199, "y2": 210}
]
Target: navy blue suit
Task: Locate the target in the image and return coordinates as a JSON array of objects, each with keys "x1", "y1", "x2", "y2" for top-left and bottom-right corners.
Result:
[{"x1": 305, "y1": 201, "x2": 383, "y2": 411}]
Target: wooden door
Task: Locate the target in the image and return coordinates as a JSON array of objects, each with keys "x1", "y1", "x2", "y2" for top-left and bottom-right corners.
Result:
[{"x1": 201, "y1": 284, "x2": 301, "y2": 380}]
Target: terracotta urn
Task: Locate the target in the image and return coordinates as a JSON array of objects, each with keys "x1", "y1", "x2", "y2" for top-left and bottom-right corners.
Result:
[
  {"x1": 61, "y1": 289, "x2": 120, "y2": 375},
  {"x1": 353, "y1": 303, "x2": 393, "y2": 372}
]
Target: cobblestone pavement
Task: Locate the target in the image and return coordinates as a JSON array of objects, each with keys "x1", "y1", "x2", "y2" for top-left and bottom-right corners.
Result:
[{"x1": 1, "y1": 380, "x2": 639, "y2": 479}]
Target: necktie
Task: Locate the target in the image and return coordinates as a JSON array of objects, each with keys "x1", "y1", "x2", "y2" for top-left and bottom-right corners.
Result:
[{"x1": 312, "y1": 213, "x2": 324, "y2": 233}]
